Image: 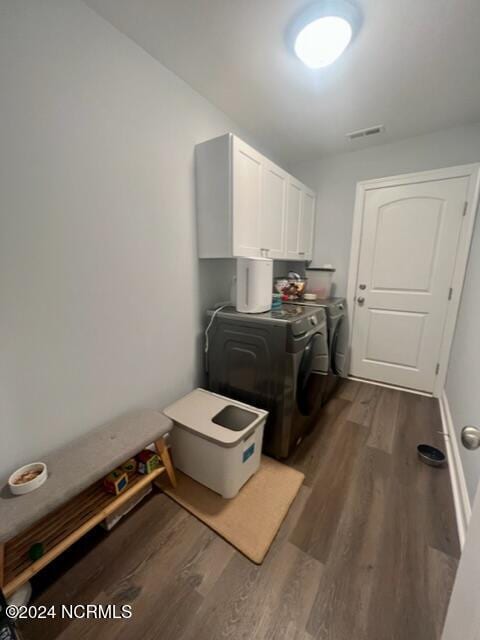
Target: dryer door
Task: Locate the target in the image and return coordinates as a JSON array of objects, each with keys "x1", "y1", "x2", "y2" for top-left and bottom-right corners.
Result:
[
  {"x1": 330, "y1": 316, "x2": 344, "y2": 375},
  {"x1": 296, "y1": 332, "x2": 327, "y2": 416}
]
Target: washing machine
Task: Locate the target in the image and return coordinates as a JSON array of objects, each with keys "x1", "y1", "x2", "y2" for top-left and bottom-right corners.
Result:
[
  {"x1": 321, "y1": 298, "x2": 347, "y2": 402},
  {"x1": 205, "y1": 304, "x2": 329, "y2": 459},
  {"x1": 286, "y1": 298, "x2": 347, "y2": 403}
]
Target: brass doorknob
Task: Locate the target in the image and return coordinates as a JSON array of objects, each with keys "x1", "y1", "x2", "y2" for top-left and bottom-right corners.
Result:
[{"x1": 461, "y1": 426, "x2": 480, "y2": 450}]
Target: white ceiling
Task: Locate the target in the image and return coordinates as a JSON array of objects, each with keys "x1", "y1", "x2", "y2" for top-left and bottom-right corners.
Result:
[{"x1": 85, "y1": 0, "x2": 480, "y2": 165}]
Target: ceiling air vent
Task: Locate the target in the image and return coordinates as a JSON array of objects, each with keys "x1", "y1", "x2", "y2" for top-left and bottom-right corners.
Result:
[{"x1": 346, "y1": 125, "x2": 385, "y2": 141}]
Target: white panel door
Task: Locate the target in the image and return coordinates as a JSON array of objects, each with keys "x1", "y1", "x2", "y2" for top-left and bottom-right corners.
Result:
[
  {"x1": 261, "y1": 160, "x2": 287, "y2": 259},
  {"x1": 232, "y1": 138, "x2": 262, "y2": 257},
  {"x1": 299, "y1": 188, "x2": 315, "y2": 260},
  {"x1": 286, "y1": 178, "x2": 302, "y2": 258},
  {"x1": 350, "y1": 177, "x2": 468, "y2": 392}
]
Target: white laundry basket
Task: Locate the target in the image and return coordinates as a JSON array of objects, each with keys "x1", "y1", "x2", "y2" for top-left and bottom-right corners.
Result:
[{"x1": 163, "y1": 388, "x2": 267, "y2": 499}]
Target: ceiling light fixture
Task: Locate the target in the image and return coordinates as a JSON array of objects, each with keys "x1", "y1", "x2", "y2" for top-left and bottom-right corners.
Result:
[{"x1": 288, "y1": 0, "x2": 361, "y2": 69}]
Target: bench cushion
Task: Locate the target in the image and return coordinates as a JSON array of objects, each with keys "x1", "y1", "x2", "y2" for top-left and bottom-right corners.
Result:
[{"x1": 0, "y1": 409, "x2": 172, "y2": 543}]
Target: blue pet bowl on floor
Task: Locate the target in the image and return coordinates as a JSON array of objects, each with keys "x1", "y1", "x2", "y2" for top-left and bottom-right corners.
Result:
[{"x1": 417, "y1": 444, "x2": 446, "y2": 467}]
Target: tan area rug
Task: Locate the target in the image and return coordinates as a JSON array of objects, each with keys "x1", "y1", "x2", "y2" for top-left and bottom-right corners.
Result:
[{"x1": 160, "y1": 456, "x2": 304, "y2": 564}]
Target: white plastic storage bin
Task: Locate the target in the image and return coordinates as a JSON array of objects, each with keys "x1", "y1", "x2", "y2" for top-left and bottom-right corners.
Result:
[
  {"x1": 306, "y1": 266, "x2": 336, "y2": 299},
  {"x1": 163, "y1": 388, "x2": 267, "y2": 499}
]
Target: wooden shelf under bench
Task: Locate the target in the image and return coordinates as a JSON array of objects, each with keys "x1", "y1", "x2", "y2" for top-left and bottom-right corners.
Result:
[{"x1": 2, "y1": 467, "x2": 165, "y2": 598}]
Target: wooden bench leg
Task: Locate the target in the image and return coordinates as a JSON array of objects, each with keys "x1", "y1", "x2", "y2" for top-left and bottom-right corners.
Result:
[{"x1": 155, "y1": 437, "x2": 177, "y2": 488}]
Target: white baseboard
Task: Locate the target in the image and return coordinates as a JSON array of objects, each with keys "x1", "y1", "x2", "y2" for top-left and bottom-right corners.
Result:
[
  {"x1": 347, "y1": 375, "x2": 432, "y2": 397},
  {"x1": 439, "y1": 390, "x2": 472, "y2": 548}
]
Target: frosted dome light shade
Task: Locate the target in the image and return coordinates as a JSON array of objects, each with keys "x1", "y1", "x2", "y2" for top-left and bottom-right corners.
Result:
[{"x1": 294, "y1": 16, "x2": 353, "y2": 68}]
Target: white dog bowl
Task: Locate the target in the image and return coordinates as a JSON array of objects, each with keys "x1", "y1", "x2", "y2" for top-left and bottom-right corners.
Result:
[{"x1": 8, "y1": 462, "x2": 47, "y2": 496}]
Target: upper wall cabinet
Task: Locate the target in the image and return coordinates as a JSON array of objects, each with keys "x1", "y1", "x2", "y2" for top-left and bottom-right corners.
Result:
[
  {"x1": 196, "y1": 133, "x2": 315, "y2": 260},
  {"x1": 232, "y1": 137, "x2": 263, "y2": 257},
  {"x1": 261, "y1": 157, "x2": 288, "y2": 259},
  {"x1": 285, "y1": 178, "x2": 302, "y2": 259},
  {"x1": 300, "y1": 186, "x2": 316, "y2": 257}
]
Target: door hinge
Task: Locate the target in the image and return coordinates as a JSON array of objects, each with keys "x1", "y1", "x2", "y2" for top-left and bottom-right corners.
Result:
[
  {"x1": 448, "y1": 287, "x2": 453, "y2": 301},
  {"x1": 435, "y1": 363, "x2": 440, "y2": 375},
  {"x1": 463, "y1": 201, "x2": 468, "y2": 217}
]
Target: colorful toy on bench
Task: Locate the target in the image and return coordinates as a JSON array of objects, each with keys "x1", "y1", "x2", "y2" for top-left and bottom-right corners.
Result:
[
  {"x1": 121, "y1": 458, "x2": 137, "y2": 477},
  {"x1": 136, "y1": 450, "x2": 160, "y2": 475},
  {"x1": 103, "y1": 469, "x2": 128, "y2": 495}
]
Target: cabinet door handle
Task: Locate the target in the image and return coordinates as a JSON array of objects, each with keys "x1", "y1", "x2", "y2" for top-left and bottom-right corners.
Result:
[{"x1": 299, "y1": 251, "x2": 305, "y2": 255}]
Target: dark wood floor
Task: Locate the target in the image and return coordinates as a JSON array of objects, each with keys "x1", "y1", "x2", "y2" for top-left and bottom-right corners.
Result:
[{"x1": 20, "y1": 380, "x2": 459, "y2": 640}]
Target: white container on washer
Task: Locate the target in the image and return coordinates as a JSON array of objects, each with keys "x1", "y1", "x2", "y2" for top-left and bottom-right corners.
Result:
[
  {"x1": 164, "y1": 388, "x2": 267, "y2": 499},
  {"x1": 236, "y1": 257, "x2": 273, "y2": 313}
]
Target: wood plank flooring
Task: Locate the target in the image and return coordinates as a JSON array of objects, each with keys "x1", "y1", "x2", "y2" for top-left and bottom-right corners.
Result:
[{"x1": 19, "y1": 381, "x2": 459, "y2": 640}]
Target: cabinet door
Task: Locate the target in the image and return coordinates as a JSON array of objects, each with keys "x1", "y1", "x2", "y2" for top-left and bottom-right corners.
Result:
[
  {"x1": 232, "y1": 137, "x2": 262, "y2": 257},
  {"x1": 261, "y1": 160, "x2": 287, "y2": 259},
  {"x1": 285, "y1": 178, "x2": 302, "y2": 258},
  {"x1": 299, "y1": 188, "x2": 316, "y2": 260}
]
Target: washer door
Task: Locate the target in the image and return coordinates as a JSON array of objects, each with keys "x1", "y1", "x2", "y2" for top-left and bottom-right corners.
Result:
[{"x1": 297, "y1": 333, "x2": 324, "y2": 416}]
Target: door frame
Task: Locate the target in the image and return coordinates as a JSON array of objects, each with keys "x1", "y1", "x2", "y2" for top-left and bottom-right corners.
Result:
[{"x1": 346, "y1": 163, "x2": 480, "y2": 397}]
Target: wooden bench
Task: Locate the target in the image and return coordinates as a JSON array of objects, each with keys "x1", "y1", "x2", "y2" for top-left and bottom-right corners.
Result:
[{"x1": 0, "y1": 409, "x2": 176, "y2": 597}]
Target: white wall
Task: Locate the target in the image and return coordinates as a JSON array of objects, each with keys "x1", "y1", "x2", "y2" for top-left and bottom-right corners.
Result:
[
  {"x1": 293, "y1": 123, "x2": 480, "y2": 504},
  {"x1": 0, "y1": 0, "x2": 266, "y2": 479},
  {"x1": 292, "y1": 123, "x2": 480, "y2": 296}
]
